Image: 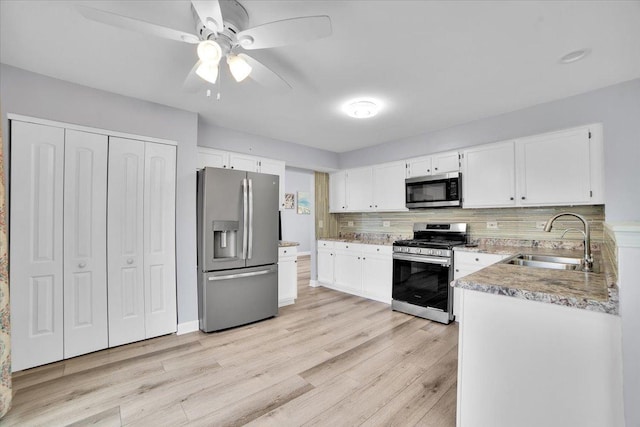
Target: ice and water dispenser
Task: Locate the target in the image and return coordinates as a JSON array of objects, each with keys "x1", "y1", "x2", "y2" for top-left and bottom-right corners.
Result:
[{"x1": 212, "y1": 220, "x2": 239, "y2": 260}]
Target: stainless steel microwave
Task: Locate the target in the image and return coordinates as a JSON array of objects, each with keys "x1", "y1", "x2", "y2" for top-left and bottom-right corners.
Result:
[{"x1": 405, "y1": 172, "x2": 462, "y2": 209}]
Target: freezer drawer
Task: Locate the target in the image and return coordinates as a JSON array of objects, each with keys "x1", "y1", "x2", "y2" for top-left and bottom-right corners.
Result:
[{"x1": 199, "y1": 265, "x2": 278, "y2": 332}]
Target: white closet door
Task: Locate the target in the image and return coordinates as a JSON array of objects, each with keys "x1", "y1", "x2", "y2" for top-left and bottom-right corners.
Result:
[
  {"x1": 10, "y1": 121, "x2": 65, "y2": 371},
  {"x1": 107, "y1": 137, "x2": 146, "y2": 347},
  {"x1": 143, "y1": 143, "x2": 177, "y2": 338},
  {"x1": 63, "y1": 130, "x2": 108, "y2": 358}
]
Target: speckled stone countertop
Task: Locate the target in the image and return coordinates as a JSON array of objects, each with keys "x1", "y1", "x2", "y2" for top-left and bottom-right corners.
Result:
[
  {"x1": 278, "y1": 241, "x2": 300, "y2": 247},
  {"x1": 318, "y1": 237, "x2": 397, "y2": 246},
  {"x1": 453, "y1": 243, "x2": 619, "y2": 315}
]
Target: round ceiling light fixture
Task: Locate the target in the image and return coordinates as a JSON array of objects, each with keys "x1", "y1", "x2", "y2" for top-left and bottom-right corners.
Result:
[
  {"x1": 559, "y1": 48, "x2": 591, "y2": 64},
  {"x1": 344, "y1": 99, "x2": 381, "y2": 119}
]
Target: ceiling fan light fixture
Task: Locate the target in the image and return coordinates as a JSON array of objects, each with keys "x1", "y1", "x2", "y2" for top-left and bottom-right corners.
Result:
[
  {"x1": 228, "y1": 55, "x2": 252, "y2": 82},
  {"x1": 196, "y1": 61, "x2": 219, "y2": 84},
  {"x1": 197, "y1": 40, "x2": 222, "y2": 64},
  {"x1": 344, "y1": 99, "x2": 380, "y2": 119}
]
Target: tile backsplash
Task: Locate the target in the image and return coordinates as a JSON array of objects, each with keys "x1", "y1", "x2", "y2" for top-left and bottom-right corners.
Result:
[{"x1": 334, "y1": 205, "x2": 605, "y2": 244}]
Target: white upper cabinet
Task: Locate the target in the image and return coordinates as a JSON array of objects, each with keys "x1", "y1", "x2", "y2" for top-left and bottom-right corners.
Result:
[
  {"x1": 107, "y1": 137, "x2": 147, "y2": 347},
  {"x1": 516, "y1": 124, "x2": 603, "y2": 206},
  {"x1": 405, "y1": 151, "x2": 460, "y2": 178},
  {"x1": 329, "y1": 171, "x2": 347, "y2": 212},
  {"x1": 63, "y1": 130, "x2": 109, "y2": 359},
  {"x1": 406, "y1": 155, "x2": 433, "y2": 178},
  {"x1": 346, "y1": 167, "x2": 373, "y2": 211},
  {"x1": 197, "y1": 147, "x2": 228, "y2": 169},
  {"x1": 462, "y1": 141, "x2": 516, "y2": 208},
  {"x1": 372, "y1": 161, "x2": 408, "y2": 211},
  {"x1": 329, "y1": 162, "x2": 407, "y2": 213},
  {"x1": 462, "y1": 123, "x2": 604, "y2": 209},
  {"x1": 10, "y1": 121, "x2": 65, "y2": 371},
  {"x1": 432, "y1": 151, "x2": 461, "y2": 174},
  {"x1": 229, "y1": 152, "x2": 260, "y2": 172}
]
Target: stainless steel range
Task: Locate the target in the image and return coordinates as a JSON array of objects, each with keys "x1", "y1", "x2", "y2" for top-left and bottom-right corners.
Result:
[{"x1": 392, "y1": 223, "x2": 468, "y2": 324}]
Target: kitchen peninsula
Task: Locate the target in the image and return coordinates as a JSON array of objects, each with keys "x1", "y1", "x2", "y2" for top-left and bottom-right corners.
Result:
[{"x1": 452, "y1": 242, "x2": 623, "y2": 427}]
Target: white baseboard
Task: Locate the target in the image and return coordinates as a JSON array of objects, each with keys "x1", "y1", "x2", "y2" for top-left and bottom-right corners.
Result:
[
  {"x1": 177, "y1": 320, "x2": 199, "y2": 335},
  {"x1": 309, "y1": 279, "x2": 320, "y2": 287}
]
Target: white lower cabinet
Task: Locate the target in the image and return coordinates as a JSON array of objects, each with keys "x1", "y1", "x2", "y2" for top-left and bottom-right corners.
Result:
[
  {"x1": 317, "y1": 240, "x2": 392, "y2": 304},
  {"x1": 9, "y1": 119, "x2": 177, "y2": 371},
  {"x1": 278, "y1": 246, "x2": 298, "y2": 307},
  {"x1": 453, "y1": 251, "x2": 508, "y2": 320},
  {"x1": 457, "y1": 290, "x2": 623, "y2": 427}
]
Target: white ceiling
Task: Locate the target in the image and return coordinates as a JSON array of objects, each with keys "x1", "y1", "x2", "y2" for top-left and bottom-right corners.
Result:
[{"x1": 1, "y1": 1, "x2": 640, "y2": 153}]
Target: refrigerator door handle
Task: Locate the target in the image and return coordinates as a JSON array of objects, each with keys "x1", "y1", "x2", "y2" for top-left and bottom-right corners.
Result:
[
  {"x1": 207, "y1": 268, "x2": 273, "y2": 281},
  {"x1": 242, "y1": 178, "x2": 248, "y2": 260},
  {"x1": 248, "y1": 178, "x2": 254, "y2": 259}
]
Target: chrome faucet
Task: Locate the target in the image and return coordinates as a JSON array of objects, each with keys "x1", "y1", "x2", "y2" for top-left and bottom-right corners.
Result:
[{"x1": 543, "y1": 212, "x2": 593, "y2": 272}]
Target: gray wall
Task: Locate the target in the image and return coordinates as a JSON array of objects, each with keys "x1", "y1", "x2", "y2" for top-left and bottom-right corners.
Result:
[
  {"x1": 282, "y1": 167, "x2": 315, "y2": 254},
  {"x1": 0, "y1": 64, "x2": 199, "y2": 325},
  {"x1": 198, "y1": 118, "x2": 339, "y2": 172},
  {"x1": 340, "y1": 78, "x2": 640, "y2": 223}
]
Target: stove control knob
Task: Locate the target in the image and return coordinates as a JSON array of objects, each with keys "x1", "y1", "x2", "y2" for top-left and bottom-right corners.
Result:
[
  {"x1": 417, "y1": 249, "x2": 422, "y2": 254},
  {"x1": 435, "y1": 250, "x2": 442, "y2": 256}
]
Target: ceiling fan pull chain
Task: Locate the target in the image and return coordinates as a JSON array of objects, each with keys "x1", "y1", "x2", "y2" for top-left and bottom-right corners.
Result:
[{"x1": 217, "y1": 72, "x2": 222, "y2": 100}]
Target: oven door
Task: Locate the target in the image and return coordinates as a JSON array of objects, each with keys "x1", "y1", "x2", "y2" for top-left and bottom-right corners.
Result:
[{"x1": 392, "y1": 253, "x2": 452, "y2": 312}]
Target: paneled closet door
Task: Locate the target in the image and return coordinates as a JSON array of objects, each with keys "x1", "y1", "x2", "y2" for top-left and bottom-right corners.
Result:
[
  {"x1": 63, "y1": 130, "x2": 108, "y2": 358},
  {"x1": 143, "y1": 143, "x2": 177, "y2": 338},
  {"x1": 10, "y1": 121, "x2": 65, "y2": 371},
  {"x1": 107, "y1": 137, "x2": 146, "y2": 347}
]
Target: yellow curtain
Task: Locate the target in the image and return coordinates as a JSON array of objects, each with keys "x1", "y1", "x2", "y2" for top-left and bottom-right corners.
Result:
[{"x1": 0, "y1": 104, "x2": 11, "y2": 417}]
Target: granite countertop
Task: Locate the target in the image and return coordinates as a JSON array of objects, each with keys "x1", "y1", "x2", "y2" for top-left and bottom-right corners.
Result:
[
  {"x1": 278, "y1": 241, "x2": 300, "y2": 247},
  {"x1": 452, "y1": 244, "x2": 619, "y2": 315},
  {"x1": 318, "y1": 237, "x2": 396, "y2": 246}
]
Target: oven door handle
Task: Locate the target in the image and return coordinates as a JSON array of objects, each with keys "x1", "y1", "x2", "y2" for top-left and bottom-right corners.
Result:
[{"x1": 392, "y1": 253, "x2": 451, "y2": 266}]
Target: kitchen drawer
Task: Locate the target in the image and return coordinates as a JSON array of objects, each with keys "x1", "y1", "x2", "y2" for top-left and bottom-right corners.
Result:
[
  {"x1": 455, "y1": 251, "x2": 507, "y2": 269},
  {"x1": 279, "y1": 246, "x2": 297, "y2": 258},
  {"x1": 317, "y1": 240, "x2": 335, "y2": 249},
  {"x1": 334, "y1": 241, "x2": 363, "y2": 252},
  {"x1": 362, "y1": 245, "x2": 393, "y2": 255}
]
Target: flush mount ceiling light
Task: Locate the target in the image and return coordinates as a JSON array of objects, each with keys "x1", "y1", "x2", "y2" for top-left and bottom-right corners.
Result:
[
  {"x1": 344, "y1": 99, "x2": 381, "y2": 119},
  {"x1": 559, "y1": 48, "x2": 591, "y2": 64}
]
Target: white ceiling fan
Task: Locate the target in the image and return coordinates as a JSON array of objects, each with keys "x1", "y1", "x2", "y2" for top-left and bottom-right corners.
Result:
[{"x1": 77, "y1": 0, "x2": 332, "y2": 91}]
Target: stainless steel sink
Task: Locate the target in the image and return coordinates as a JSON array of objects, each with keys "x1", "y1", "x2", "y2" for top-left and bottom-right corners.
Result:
[{"x1": 502, "y1": 254, "x2": 599, "y2": 273}]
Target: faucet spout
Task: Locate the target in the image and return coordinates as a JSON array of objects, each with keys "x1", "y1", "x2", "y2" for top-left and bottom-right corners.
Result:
[{"x1": 543, "y1": 212, "x2": 593, "y2": 272}]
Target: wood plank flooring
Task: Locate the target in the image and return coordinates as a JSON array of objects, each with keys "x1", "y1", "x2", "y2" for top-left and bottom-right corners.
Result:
[{"x1": 4, "y1": 255, "x2": 458, "y2": 426}]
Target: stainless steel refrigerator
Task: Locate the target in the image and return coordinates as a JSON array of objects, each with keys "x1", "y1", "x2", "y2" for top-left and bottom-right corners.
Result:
[{"x1": 197, "y1": 167, "x2": 279, "y2": 332}]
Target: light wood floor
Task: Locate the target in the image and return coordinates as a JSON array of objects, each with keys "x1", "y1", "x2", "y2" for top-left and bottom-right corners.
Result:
[{"x1": 4, "y1": 255, "x2": 459, "y2": 426}]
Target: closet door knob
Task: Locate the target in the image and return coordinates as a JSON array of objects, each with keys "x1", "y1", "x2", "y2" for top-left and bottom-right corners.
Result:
[
  {"x1": 78, "y1": 262, "x2": 86, "y2": 269},
  {"x1": 127, "y1": 258, "x2": 134, "y2": 265}
]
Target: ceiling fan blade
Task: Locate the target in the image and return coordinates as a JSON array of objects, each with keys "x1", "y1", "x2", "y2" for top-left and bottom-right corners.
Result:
[
  {"x1": 183, "y1": 60, "x2": 206, "y2": 92},
  {"x1": 239, "y1": 54, "x2": 292, "y2": 90},
  {"x1": 236, "y1": 16, "x2": 332, "y2": 50},
  {"x1": 76, "y1": 5, "x2": 200, "y2": 44},
  {"x1": 191, "y1": 0, "x2": 224, "y2": 34}
]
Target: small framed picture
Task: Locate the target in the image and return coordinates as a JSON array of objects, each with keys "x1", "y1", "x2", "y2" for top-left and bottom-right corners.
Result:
[
  {"x1": 284, "y1": 193, "x2": 295, "y2": 209},
  {"x1": 297, "y1": 191, "x2": 311, "y2": 215}
]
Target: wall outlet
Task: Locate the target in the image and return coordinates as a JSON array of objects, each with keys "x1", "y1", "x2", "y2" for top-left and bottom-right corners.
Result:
[
  {"x1": 536, "y1": 221, "x2": 546, "y2": 230},
  {"x1": 383, "y1": 221, "x2": 391, "y2": 227},
  {"x1": 319, "y1": 220, "x2": 324, "y2": 229},
  {"x1": 486, "y1": 221, "x2": 498, "y2": 229},
  {"x1": 348, "y1": 221, "x2": 354, "y2": 227}
]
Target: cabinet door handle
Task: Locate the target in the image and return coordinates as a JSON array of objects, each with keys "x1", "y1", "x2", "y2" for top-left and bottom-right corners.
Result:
[
  {"x1": 127, "y1": 258, "x2": 134, "y2": 265},
  {"x1": 510, "y1": 197, "x2": 514, "y2": 200},
  {"x1": 455, "y1": 269, "x2": 459, "y2": 272},
  {"x1": 435, "y1": 167, "x2": 438, "y2": 171},
  {"x1": 427, "y1": 169, "x2": 430, "y2": 173},
  {"x1": 521, "y1": 196, "x2": 526, "y2": 200},
  {"x1": 357, "y1": 257, "x2": 360, "y2": 260},
  {"x1": 78, "y1": 262, "x2": 86, "y2": 269},
  {"x1": 475, "y1": 258, "x2": 479, "y2": 262},
  {"x1": 369, "y1": 205, "x2": 372, "y2": 208}
]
